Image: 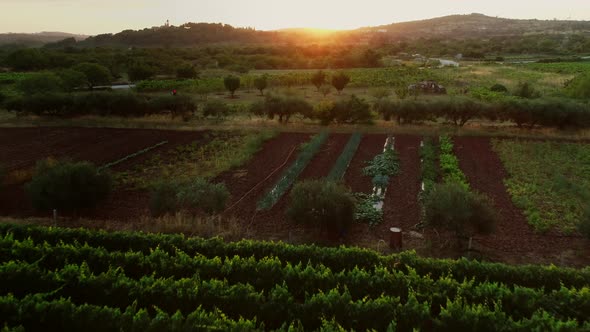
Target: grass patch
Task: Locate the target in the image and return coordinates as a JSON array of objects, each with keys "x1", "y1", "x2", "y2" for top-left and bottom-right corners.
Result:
[
  {"x1": 257, "y1": 132, "x2": 329, "y2": 211},
  {"x1": 493, "y1": 139, "x2": 590, "y2": 234},
  {"x1": 326, "y1": 133, "x2": 362, "y2": 181}
]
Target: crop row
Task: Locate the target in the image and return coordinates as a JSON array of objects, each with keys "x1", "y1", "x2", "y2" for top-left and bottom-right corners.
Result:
[
  {"x1": 326, "y1": 133, "x2": 362, "y2": 181},
  {"x1": 2, "y1": 238, "x2": 590, "y2": 324},
  {"x1": 439, "y1": 135, "x2": 468, "y2": 189},
  {"x1": 0, "y1": 223, "x2": 589, "y2": 290},
  {"x1": 257, "y1": 132, "x2": 328, "y2": 210},
  {"x1": 3, "y1": 254, "x2": 590, "y2": 331}
]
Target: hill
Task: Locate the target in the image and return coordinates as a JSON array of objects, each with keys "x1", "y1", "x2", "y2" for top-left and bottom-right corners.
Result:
[
  {"x1": 74, "y1": 14, "x2": 590, "y2": 48},
  {"x1": 0, "y1": 32, "x2": 88, "y2": 47},
  {"x1": 366, "y1": 13, "x2": 590, "y2": 39}
]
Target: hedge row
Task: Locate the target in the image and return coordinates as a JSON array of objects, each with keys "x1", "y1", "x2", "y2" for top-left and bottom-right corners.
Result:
[
  {"x1": 375, "y1": 97, "x2": 590, "y2": 129},
  {"x1": 2, "y1": 92, "x2": 196, "y2": 117},
  {"x1": 1, "y1": 223, "x2": 589, "y2": 291}
]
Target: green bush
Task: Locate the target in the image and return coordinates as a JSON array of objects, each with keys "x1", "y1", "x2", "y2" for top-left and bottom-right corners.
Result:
[
  {"x1": 490, "y1": 84, "x2": 508, "y2": 93},
  {"x1": 149, "y1": 181, "x2": 181, "y2": 217},
  {"x1": 566, "y1": 73, "x2": 590, "y2": 99},
  {"x1": 424, "y1": 182, "x2": 497, "y2": 242},
  {"x1": 148, "y1": 95, "x2": 196, "y2": 119},
  {"x1": 25, "y1": 160, "x2": 112, "y2": 212},
  {"x1": 177, "y1": 178, "x2": 229, "y2": 214},
  {"x1": 254, "y1": 95, "x2": 313, "y2": 123},
  {"x1": 149, "y1": 179, "x2": 229, "y2": 216},
  {"x1": 202, "y1": 100, "x2": 230, "y2": 118},
  {"x1": 17, "y1": 72, "x2": 64, "y2": 95},
  {"x1": 287, "y1": 180, "x2": 356, "y2": 235}
]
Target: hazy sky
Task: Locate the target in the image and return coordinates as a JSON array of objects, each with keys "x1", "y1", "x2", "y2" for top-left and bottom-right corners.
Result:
[{"x1": 2, "y1": 0, "x2": 590, "y2": 35}]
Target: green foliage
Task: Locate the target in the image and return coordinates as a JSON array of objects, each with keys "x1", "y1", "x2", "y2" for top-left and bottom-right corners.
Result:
[
  {"x1": 363, "y1": 146, "x2": 400, "y2": 179},
  {"x1": 257, "y1": 132, "x2": 328, "y2": 210},
  {"x1": 287, "y1": 180, "x2": 356, "y2": 234},
  {"x1": 127, "y1": 62, "x2": 156, "y2": 81},
  {"x1": 420, "y1": 138, "x2": 438, "y2": 195},
  {"x1": 17, "y1": 72, "x2": 64, "y2": 95},
  {"x1": 223, "y1": 75, "x2": 240, "y2": 97},
  {"x1": 490, "y1": 83, "x2": 508, "y2": 93},
  {"x1": 439, "y1": 135, "x2": 469, "y2": 189},
  {"x1": 149, "y1": 178, "x2": 229, "y2": 216},
  {"x1": 202, "y1": 100, "x2": 230, "y2": 118},
  {"x1": 331, "y1": 72, "x2": 351, "y2": 94},
  {"x1": 177, "y1": 178, "x2": 229, "y2": 214},
  {"x1": 73, "y1": 63, "x2": 112, "y2": 88},
  {"x1": 149, "y1": 180, "x2": 181, "y2": 217},
  {"x1": 493, "y1": 139, "x2": 590, "y2": 234},
  {"x1": 1, "y1": 223, "x2": 590, "y2": 331},
  {"x1": 55, "y1": 69, "x2": 88, "y2": 91},
  {"x1": 514, "y1": 81, "x2": 539, "y2": 99},
  {"x1": 354, "y1": 193, "x2": 383, "y2": 226},
  {"x1": 566, "y1": 73, "x2": 590, "y2": 99},
  {"x1": 252, "y1": 94, "x2": 313, "y2": 123},
  {"x1": 148, "y1": 95, "x2": 197, "y2": 119},
  {"x1": 423, "y1": 182, "x2": 497, "y2": 240},
  {"x1": 253, "y1": 75, "x2": 268, "y2": 96},
  {"x1": 176, "y1": 64, "x2": 198, "y2": 79},
  {"x1": 315, "y1": 95, "x2": 373, "y2": 125},
  {"x1": 327, "y1": 133, "x2": 362, "y2": 181},
  {"x1": 25, "y1": 160, "x2": 112, "y2": 212}
]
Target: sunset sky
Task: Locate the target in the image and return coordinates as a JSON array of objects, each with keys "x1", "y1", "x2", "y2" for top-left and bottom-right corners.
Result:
[{"x1": 2, "y1": 0, "x2": 590, "y2": 35}]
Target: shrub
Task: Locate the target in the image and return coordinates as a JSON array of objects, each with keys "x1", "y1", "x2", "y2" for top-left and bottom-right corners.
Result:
[
  {"x1": 423, "y1": 182, "x2": 497, "y2": 244},
  {"x1": 316, "y1": 95, "x2": 373, "y2": 125},
  {"x1": 566, "y1": 73, "x2": 590, "y2": 99},
  {"x1": 149, "y1": 179, "x2": 229, "y2": 216},
  {"x1": 148, "y1": 95, "x2": 196, "y2": 119},
  {"x1": 25, "y1": 160, "x2": 112, "y2": 212},
  {"x1": 17, "y1": 72, "x2": 64, "y2": 95},
  {"x1": 224, "y1": 75, "x2": 240, "y2": 98},
  {"x1": 73, "y1": 63, "x2": 112, "y2": 88},
  {"x1": 490, "y1": 84, "x2": 508, "y2": 93},
  {"x1": 514, "y1": 82, "x2": 539, "y2": 99},
  {"x1": 149, "y1": 181, "x2": 181, "y2": 217},
  {"x1": 177, "y1": 178, "x2": 229, "y2": 214},
  {"x1": 311, "y1": 70, "x2": 327, "y2": 91},
  {"x1": 287, "y1": 180, "x2": 356, "y2": 235},
  {"x1": 127, "y1": 62, "x2": 156, "y2": 82},
  {"x1": 202, "y1": 100, "x2": 230, "y2": 118},
  {"x1": 255, "y1": 95, "x2": 313, "y2": 123},
  {"x1": 253, "y1": 75, "x2": 268, "y2": 96},
  {"x1": 176, "y1": 64, "x2": 199, "y2": 79}
]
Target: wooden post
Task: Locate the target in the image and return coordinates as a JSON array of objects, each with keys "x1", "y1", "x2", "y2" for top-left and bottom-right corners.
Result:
[{"x1": 389, "y1": 227, "x2": 402, "y2": 250}]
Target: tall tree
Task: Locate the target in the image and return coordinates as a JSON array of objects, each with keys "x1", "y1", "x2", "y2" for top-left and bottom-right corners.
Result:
[
  {"x1": 331, "y1": 72, "x2": 351, "y2": 95},
  {"x1": 253, "y1": 75, "x2": 268, "y2": 96},
  {"x1": 74, "y1": 63, "x2": 112, "y2": 88}
]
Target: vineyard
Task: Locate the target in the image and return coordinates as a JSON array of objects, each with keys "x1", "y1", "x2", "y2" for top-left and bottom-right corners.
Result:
[{"x1": 0, "y1": 223, "x2": 589, "y2": 331}]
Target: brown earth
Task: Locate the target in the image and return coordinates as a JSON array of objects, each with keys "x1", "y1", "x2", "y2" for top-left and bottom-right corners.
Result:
[
  {"x1": 0, "y1": 127, "x2": 208, "y2": 219},
  {"x1": 453, "y1": 136, "x2": 590, "y2": 266}
]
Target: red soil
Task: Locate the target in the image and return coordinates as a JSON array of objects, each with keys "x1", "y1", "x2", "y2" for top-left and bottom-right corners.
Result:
[{"x1": 0, "y1": 127, "x2": 207, "y2": 219}]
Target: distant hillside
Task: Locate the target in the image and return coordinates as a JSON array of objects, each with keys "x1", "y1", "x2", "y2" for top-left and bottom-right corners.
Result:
[
  {"x1": 0, "y1": 32, "x2": 88, "y2": 46},
  {"x1": 366, "y1": 13, "x2": 590, "y2": 38},
  {"x1": 33, "y1": 14, "x2": 590, "y2": 48}
]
